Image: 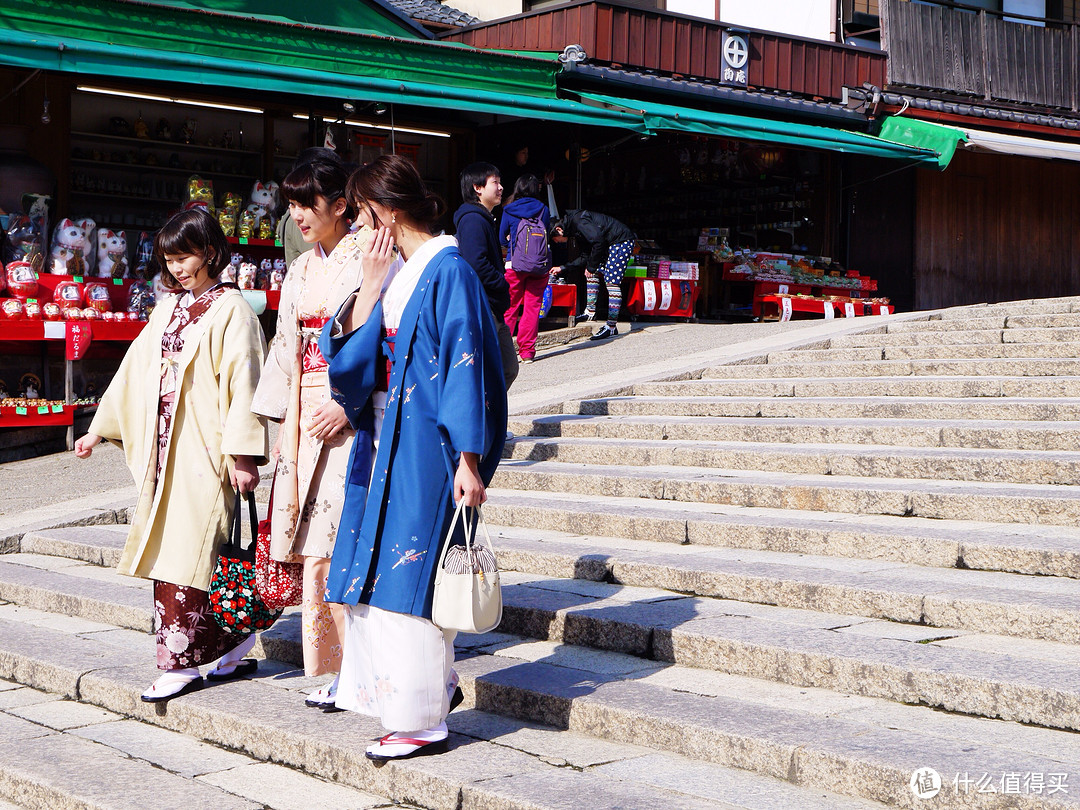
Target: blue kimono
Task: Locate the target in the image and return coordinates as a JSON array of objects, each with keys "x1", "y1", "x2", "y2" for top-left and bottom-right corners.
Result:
[{"x1": 319, "y1": 242, "x2": 507, "y2": 620}]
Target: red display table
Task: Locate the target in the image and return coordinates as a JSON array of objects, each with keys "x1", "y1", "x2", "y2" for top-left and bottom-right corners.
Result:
[
  {"x1": 546, "y1": 283, "x2": 577, "y2": 328},
  {"x1": 755, "y1": 294, "x2": 894, "y2": 321},
  {"x1": 625, "y1": 278, "x2": 699, "y2": 319}
]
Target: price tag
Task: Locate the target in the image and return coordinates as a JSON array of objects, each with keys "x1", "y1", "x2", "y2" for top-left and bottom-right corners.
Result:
[
  {"x1": 238, "y1": 237, "x2": 249, "y2": 245},
  {"x1": 642, "y1": 280, "x2": 657, "y2": 312},
  {"x1": 73, "y1": 275, "x2": 84, "y2": 283},
  {"x1": 843, "y1": 302, "x2": 856, "y2": 318},
  {"x1": 659, "y1": 280, "x2": 673, "y2": 311},
  {"x1": 51, "y1": 404, "x2": 64, "y2": 413},
  {"x1": 878, "y1": 305, "x2": 889, "y2": 316},
  {"x1": 112, "y1": 278, "x2": 123, "y2": 285},
  {"x1": 823, "y1": 302, "x2": 834, "y2": 320},
  {"x1": 275, "y1": 238, "x2": 283, "y2": 247},
  {"x1": 37, "y1": 405, "x2": 49, "y2": 414},
  {"x1": 44, "y1": 321, "x2": 66, "y2": 339},
  {"x1": 26, "y1": 298, "x2": 37, "y2": 304},
  {"x1": 15, "y1": 407, "x2": 27, "y2": 415},
  {"x1": 778, "y1": 284, "x2": 789, "y2": 294},
  {"x1": 780, "y1": 297, "x2": 793, "y2": 322}
]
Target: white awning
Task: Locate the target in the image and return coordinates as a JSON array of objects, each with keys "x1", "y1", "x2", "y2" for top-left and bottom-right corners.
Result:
[{"x1": 961, "y1": 127, "x2": 1080, "y2": 162}]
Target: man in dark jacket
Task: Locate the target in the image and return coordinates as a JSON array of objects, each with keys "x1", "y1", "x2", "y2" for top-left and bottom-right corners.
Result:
[
  {"x1": 454, "y1": 162, "x2": 518, "y2": 388},
  {"x1": 550, "y1": 209, "x2": 636, "y2": 341}
]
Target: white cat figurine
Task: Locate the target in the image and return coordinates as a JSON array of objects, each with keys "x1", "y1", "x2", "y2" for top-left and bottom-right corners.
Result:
[{"x1": 97, "y1": 229, "x2": 129, "y2": 278}]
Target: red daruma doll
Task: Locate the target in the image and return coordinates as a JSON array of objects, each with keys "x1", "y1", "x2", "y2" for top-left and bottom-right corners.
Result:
[
  {"x1": 85, "y1": 282, "x2": 113, "y2": 312},
  {"x1": 53, "y1": 280, "x2": 84, "y2": 308},
  {"x1": 6, "y1": 261, "x2": 38, "y2": 299}
]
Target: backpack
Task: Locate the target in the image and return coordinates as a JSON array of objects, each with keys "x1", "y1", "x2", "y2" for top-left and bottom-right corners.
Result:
[{"x1": 512, "y1": 214, "x2": 551, "y2": 275}]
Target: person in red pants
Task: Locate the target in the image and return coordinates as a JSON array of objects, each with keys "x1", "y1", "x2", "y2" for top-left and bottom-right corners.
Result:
[{"x1": 498, "y1": 174, "x2": 551, "y2": 363}]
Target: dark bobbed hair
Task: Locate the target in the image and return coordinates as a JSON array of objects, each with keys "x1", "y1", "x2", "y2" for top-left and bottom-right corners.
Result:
[
  {"x1": 294, "y1": 147, "x2": 345, "y2": 171},
  {"x1": 155, "y1": 209, "x2": 230, "y2": 290},
  {"x1": 348, "y1": 155, "x2": 446, "y2": 232},
  {"x1": 282, "y1": 157, "x2": 354, "y2": 219},
  {"x1": 512, "y1": 173, "x2": 542, "y2": 201},
  {"x1": 459, "y1": 161, "x2": 500, "y2": 204}
]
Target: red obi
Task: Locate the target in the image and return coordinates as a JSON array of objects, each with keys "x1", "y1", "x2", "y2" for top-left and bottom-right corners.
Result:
[
  {"x1": 300, "y1": 317, "x2": 331, "y2": 374},
  {"x1": 376, "y1": 328, "x2": 396, "y2": 392}
]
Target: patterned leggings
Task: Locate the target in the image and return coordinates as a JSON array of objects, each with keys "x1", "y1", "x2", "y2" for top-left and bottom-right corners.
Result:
[{"x1": 584, "y1": 240, "x2": 634, "y2": 326}]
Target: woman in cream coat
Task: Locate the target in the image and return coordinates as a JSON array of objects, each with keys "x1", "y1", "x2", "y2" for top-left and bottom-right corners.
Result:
[{"x1": 76, "y1": 210, "x2": 268, "y2": 702}]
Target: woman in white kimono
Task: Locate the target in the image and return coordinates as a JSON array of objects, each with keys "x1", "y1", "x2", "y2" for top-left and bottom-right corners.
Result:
[
  {"x1": 319, "y1": 155, "x2": 507, "y2": 760},
  {"x1": 74, "y1": 209, "x2": 268, "y2": 702},
  {"x1": 251, "y1": 154, "x2": 398, "y2": 708}
]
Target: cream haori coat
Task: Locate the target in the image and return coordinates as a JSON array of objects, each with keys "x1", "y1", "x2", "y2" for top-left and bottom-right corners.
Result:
[{"x1": 89, "y1": 288, "x2": 268, "y2": 591}]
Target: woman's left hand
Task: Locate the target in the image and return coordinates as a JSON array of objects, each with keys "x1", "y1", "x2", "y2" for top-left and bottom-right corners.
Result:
[
  {"x1": 231, "y1": 455, "x2": 260, "y2": 494},
  {"x1": 307, "y1": 400, "x2": 350, "y2": 441},
  {"x1": 454, "y1": 452, "x2": 486, "y2": 507}
]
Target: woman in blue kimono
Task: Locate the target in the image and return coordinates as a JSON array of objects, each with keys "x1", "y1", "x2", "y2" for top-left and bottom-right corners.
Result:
[{"x1": 318, "y1": 155, "x2": 506, "y2": 761}]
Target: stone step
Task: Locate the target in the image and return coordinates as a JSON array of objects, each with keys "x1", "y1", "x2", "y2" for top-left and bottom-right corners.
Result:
[
  {"x1": 0, "y1": 679, "x2": 392, "y2": 810},
  {"x1": 703, "y1": 358, "x2": 1080, "y2": 379},
  {"x1": 505, "y1": 436, "x2": 1080, "y2": 485},
  {"x1": 769, "y1": 342, "x2": 1080, "y2": 363},
  {"x1": 508, "y1": 413, "x2": 1080, "y2": 451},
  {"x1": 634, "y1": 376, "x2": 1080, "y2": 398},
  {"x1": 482, "y1": 489, "x2": 1080, "y2": 578},
  {"x1": 0, "y1": 616, "x2": 893, "y2": 810},
  {"x1": 572, "y1": 395, "x2": 1080, "y2": 421},
  {"x1": 884, "y1": 315, "x2": 1008, "y2": 332},
  {"x1": 488, "y1": 557, "x2": 1080, "y2": 733},
  {"x1": 490, "y1": 460, "x2": 1080, "y2": 526},
  {"x1": 937, "y1": 299, "x2": 1080, "y2": 320},
  {"x1": 1007, "y1": 313, "x2": 1080, "y2": 329},
  {"x1": 830, "y1": 330, "x2": 1008, "y2": 347}
]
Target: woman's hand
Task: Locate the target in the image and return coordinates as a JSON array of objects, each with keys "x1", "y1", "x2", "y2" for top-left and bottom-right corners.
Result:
[
  {"x1": 362, "y1": 226, "x2": 396, "y2": 288},
  {"x1": 454, "y1": 452, "x2": 486, "y2": 507},
  {"x1": 307, "y1": 400, "x2": 350, "y2": 442},
  {"x1": 231, "y1": 455, "x2": 260, "y2": 494},
  {"x1": 73, "y1": 433, "x2": 101, "y2": 458},
  {"x1": 270, "y1": 429, "x2": 282, "y2": 462}
]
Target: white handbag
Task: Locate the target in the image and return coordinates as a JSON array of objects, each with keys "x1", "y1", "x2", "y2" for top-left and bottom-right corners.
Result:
[{"x1": 432, "y1": 502, "x2": 502, "y2": 634}]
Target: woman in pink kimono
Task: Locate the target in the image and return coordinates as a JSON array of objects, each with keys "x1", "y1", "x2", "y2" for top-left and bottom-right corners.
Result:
[
  {"x1": 251, "y1": 154, "x2": 398, "y2": 708},
  {"x1": 74, "y1": 209, "x2": 268, "y2": 702}
]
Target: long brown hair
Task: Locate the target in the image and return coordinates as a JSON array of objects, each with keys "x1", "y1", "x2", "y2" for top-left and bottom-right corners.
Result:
[{"x1": 347, "y1": 155, "x2": 446, "y2": 233}]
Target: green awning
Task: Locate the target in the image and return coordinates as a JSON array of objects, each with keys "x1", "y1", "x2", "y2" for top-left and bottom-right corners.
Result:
[
  {"x1": 578, "y1": 93, "x2": 947, "y2": 167},
  {"x1": 877, "y1": 117, "x2": 967, "y2": 169},
  {"x1": 0, "y1": 0, "x2": 644, "y2": 130}
]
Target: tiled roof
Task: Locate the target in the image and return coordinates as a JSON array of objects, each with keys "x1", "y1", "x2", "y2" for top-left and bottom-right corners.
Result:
[
  {"x1": 385, "y1": 0, "x2": 479, "y2": 27},
  {"x1": 562, "y1": 63, "x2": 867, "y2": 126},
  {"x1": 846, "y1": 86, "x2": 1080, "y2": 132}
]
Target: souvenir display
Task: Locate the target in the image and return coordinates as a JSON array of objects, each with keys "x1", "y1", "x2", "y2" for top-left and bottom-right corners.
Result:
[
  {"x1": 246, "y1": 180, "x2": 279, "y2": 230},
  {"x1": 237, "y1": 261, "x2": 257, "y2": 290},
  {"x1": 2, "y1": 299, "x2": 25, "y2": 319},
  {"x1": 237, "y1": 209, "x2": 256, "y2": 239},
  {"x1": 42, "y1": 302, "x2": 62, "y2": 321},
  {"x1": 23, "y1": 301, "x2": 41, "y2": 319}
]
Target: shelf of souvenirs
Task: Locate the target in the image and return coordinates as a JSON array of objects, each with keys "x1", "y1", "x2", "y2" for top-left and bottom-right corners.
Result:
[
  {"x1": 755, "y1": 293, "x2": 894, "y2": 321},
  {"x1": 720, "y1": 260, "x2": 878, "y2": 292},
  {"x1": 0, "y1": 275, "x2": 149, "y2": 342},
  {"x1": 0, "y1": 400, "x2": 80, "y2": 429},
  {"x1": 70, "y1": 131, "x2": 263, "y2": 158}
]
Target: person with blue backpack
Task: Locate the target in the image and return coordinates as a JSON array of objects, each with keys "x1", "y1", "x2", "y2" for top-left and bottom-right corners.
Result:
[{"x1": 498, "y1": 174, "x2": 551, "y2": 364}]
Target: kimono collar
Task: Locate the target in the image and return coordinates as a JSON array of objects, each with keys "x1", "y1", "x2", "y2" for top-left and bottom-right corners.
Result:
[{"x1": 382, "y1": 234, "x2": 457, "y2": 330}]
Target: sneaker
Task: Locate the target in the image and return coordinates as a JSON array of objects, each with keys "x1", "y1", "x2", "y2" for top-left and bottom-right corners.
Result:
[
  {"x1": 573, "y1": 310, "x2": 596, "y2": 325},
  {"x1": 520, "y1": 357, "x2": 534, "y2": 364},
  {"x1": 589, "y1": 324, "x2": 619, "y2": 341}
]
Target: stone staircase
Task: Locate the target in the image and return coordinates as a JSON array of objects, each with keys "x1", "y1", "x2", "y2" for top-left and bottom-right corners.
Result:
[{"x1": 4, "y1": 299, "x2": 1080, "y2": 808}]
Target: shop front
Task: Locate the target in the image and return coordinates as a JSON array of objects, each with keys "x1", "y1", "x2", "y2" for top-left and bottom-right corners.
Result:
[{"x1": 0, "y1": 0, "x2": 646, "y2": 454}]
